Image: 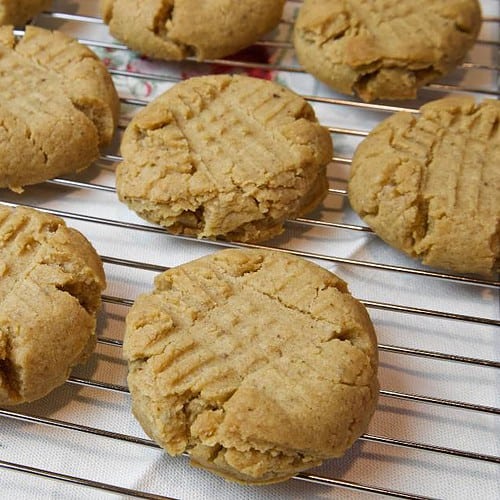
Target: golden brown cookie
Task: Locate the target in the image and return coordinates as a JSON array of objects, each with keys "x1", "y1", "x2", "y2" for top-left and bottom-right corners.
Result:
[
  {"x1": 124, "y1": 248, "x2": 379, "y2": 484},
  {"x1": 294, "y1": 0, "x2": 482, "y2": 102},
  {"x1": 0, "y1": 205, "x2": 106, "y2": 405},
  {"x1": 102, "y1": 0, "x2": 285, "y2": 61},
  {"x1": 0, "y1": 25, "x2": 119, "y2": 191},
  {"x1": 348, "y1": 96, "x2": 500, "y2": 276},
  {"x1": 0, "y1": 0, "x2": 51, "y2": 26},
  {"x1": 116, "y1": 74, "x2": 332, "y2": 243}
]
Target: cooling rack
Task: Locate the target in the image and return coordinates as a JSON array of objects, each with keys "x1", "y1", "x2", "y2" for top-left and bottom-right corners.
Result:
[{"x1": 0, "y1": 1, "x2": 498, "y2": 499}]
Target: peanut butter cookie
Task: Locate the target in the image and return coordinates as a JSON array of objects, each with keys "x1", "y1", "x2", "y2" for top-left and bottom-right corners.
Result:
[
  {"x1": 0, "y1": 25, "x2": 119, "y2": 191},
  {"x1": 102, "y1": 0, "x2": 285, "y2": 61},
  {"x1": 124, "y1": 248, "x2": 379, "y2": 484},
  {"x1": 294, "y1": 0, "x2": 482, "y2": 102},
  {"x1": 0, "y1": 0, "x2": 51, "y2": 26},
  {"x1": 0, "y1": 205, "x2": 106, "y2": 405},
  {"x1": 116, "y1": 74, "x2": 332, "y2": 243},
  {"x1": 348, "y1": 97, "x2": 500, "y2": 275}
]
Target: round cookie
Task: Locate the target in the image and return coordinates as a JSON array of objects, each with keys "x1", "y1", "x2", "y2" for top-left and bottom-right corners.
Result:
[
  {"x1": 0, "y1": 205, "x2": 106, "y2": 405},
  {"x1": 0, "y1": 0, "x2": 51, "y2": 26},
  {"x1": 293, "y1": 0, "x2": 482, "y2": 102},
  {"x1": 101, "y1": 0, "x2": 286, "y2": 61},
  {"x1": 0, "y1": 25, "x2": 119, "y2": 191},
  {"x1": 348, "y1": 96, "x2": 500, "y2": 276},
  {"x1": 116, "y1": 74, "x2": 333, "y2": 243},
  {"x1": 124, "y1": 248, "x2": 379, "y2": 484}
]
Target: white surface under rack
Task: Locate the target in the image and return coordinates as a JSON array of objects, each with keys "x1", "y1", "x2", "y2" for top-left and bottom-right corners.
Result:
[{"x1": 0, "y1": 1, "x2": 498, "y2": 499}]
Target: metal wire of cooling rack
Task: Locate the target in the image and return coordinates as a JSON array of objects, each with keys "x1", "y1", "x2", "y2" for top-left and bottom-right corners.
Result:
[{"x1": 0, "y1": 1, "x2": 499, "y2": 499}]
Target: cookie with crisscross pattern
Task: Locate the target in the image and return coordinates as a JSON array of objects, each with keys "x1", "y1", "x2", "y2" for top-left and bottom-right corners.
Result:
[
  {"x1": 349, "y1": 96, "x2": 500, "y2": 275},
  {"x1": 116, "y1": 74, "x2": 333, "y2": 243},
  {"x1": 0, "y1": 205, "x2": 106, "y2": 405},
  {"x1": 124, "y1": 248, "x2": 379, "y2": 484},
  {"x1": 294, "y1": 0, "x2": 482, "y2": 102},
  {"x1": 0, "y1": 25, "x2": 119, "y2": 191}
]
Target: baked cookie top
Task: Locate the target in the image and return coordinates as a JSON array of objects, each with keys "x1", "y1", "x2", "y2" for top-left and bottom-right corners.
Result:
[
  {"x1": 102, "y1": 0, "x2": 286, "y2": 61},
  {"x1": 124, "y1": 248, "x2": 379, "y2": 484},
  {"x1": 348, "y1": 97, "x2": 500, "y2": 276},
  {"x1": 0, "y1": 205, "x2": 106, "y2": 405},
  {"x1": 0, "y1": 0, "x2": 51, "y2": 26},
  {"x1": 294, "y1": 0, "x2": 482, "y2": 102},
  {"x1": 116, "y1": 74, "x2": 332, "y2": 243},
  {"x1": 0, "y1": 25, "x2": 119, "y2": 191}
]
